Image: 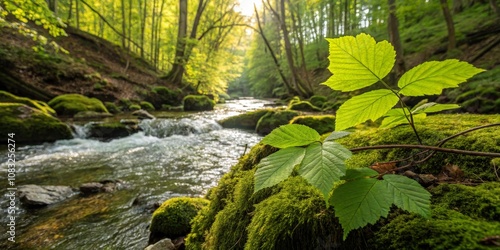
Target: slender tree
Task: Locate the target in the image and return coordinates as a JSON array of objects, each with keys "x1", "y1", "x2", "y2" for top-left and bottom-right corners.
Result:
[
  {"x1": 440, "y1": 0, "x2": 456, "y2": 52},
  {"x1": 388, "y1": 0, "x2": 405, "y2": 83}
]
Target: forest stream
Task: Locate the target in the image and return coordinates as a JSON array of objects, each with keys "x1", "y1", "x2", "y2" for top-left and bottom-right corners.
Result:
[{"x1": 0, "y1": 98, "x2": 272, "y2": 249}]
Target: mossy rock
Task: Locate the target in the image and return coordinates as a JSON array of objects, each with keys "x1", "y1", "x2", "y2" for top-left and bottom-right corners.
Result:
[
  {"x1": 0, "y1": 90, "x2": 56, "y2": 116},
  {"x1": 88, "y1": 122, "x2": 139, "y2": 140},
  {"x1": 140, "y1": 101, "x2": 155, "y2": 111},
  {"x1": 145, "y1": 86, "x2": 183, "y2": 109},
  {"x1": 372, "y1": 206, "x2": 500, "y2": 250},
  {"x1": 337, "y1": 114, "x2": 500, "y2": 180},
  {"x1": 128, "y1": 104, "x2": 141, "y2": 111},
  {"x1": 183, "y1": 95, "x2": 215, "y2": 111},
  {"x1": 0, "y1": 103, "x2": 72, "y2": 144},
  {"x1": 48, "y1": 94, "x2": 108, "y2": 116},
  {"x1": 290, "y1": 115, "x2": 335, "y2": 135},
  {"x1": 104, "y1": 102, "x2": 120, "y2": 114},
  {"x1": 309, "y1": 95, "x2": 328, "y2": 108},
  {"x1": 255, "y1": 109, "x2": 300, "y2": 135},
  {"x1": 150, "y1": 197, "x2": 209, "y2": 242},
  {"x1": 289, "y1": 100, "x2": 322, "y2": 112},
  {"x1": 218, "y1": 109, "x2": 271, "y2": 130}
]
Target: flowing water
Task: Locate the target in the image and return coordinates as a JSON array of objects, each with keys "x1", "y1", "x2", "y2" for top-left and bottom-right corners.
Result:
[{"x1": 0, "y1": 98, "x2": 274, "y2": 249}]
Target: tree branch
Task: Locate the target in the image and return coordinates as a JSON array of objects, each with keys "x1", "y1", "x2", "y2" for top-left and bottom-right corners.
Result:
[{"x1": 350, "y1": 144, "x2": 500, "y2": 157}]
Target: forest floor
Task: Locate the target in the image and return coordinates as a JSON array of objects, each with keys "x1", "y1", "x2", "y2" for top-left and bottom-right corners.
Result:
[{"x1": 0, "y1": 26, "x2": 180, "y2": 102}]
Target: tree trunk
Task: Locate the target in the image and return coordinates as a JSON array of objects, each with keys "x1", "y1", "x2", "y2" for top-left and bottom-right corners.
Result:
[
  {"x1": 121, "y1": 0, "x2": 126, "y2": 48},
  {"x1": 388, "y1": 0, "x2": 405, "y2": 84},
  {"x1": 67, "y1": 0, "x2": 73, "y2": 23},
  {"x1": 139, "y1": 0, "x2": 147, "y2": 58},
  {"x1": 490, "y1": 0, "x2": 500, "y2": 18},
  {"x1": 328, "y1": 1, "x2": 335, "y2": 37},
  {"x1": 440, "y1": 0, "x2": 456, "y2": 52},
  {"x1": 47, "y1": 0, "x2": 57, "y2": 15},
  {"x1": 343, "y1": 0, "x2": 349, "y2": 34},
  {"x1": 75, "y1": 0, "x2": 80, "y2": 29},
  {"x1": 165, "y1": 0, "x2": 188, "y2": 85}
]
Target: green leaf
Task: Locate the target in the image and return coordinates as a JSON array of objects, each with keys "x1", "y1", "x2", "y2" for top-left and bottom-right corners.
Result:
[
  {"x1": 261, "y1": 124, "x2": 320, "y2": 148},
  {"x1": 383, "y1": 174, "x2": 431, "y2": 218},
  {"x1": 412, "y1": 103, "x2": 460, "y2": 114},
  {"x1": 341, "y1": 168, "x2": 379, "y2": 181},
  {"x1": 331, "y1": 178, "x2": 391, "y2": 240},
  {"x1": 299, "y1": 141, "x2": 351, "y2": 199},
  {"x1": 325, "y1": 131, "x2": 351, "y2": 141},
  {"x1": 335, "y1": 89, "x2": 399, "y2": 131},
  {"x1": 398, "y1": 60, "x2": 485, "y2": 96},
  {"x1": 322, "y1": 33, "x2": 395, "y2": 92},
  {"x1": 380, "y1": 108, "x2": 427, "y2": 129},
  {"x1": 254, "y1": 147, "x2": 306, "y2": 193}
]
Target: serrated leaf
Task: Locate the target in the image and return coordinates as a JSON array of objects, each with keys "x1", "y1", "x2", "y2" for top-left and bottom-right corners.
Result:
[
  {"x1": 261, "y1": 124, "x2": 320, "y2": 148},
  {"x1": 412, "y1": 103, "x2": 460, "y2": 114},
  {"x1": 398, "y1": 60, "x2": 485, "y2": 96},
  {"x1": 325, "y1": 131, "x2": 351, "y2": 141},
  {"x1": 380, "y1": 108, "x2": 427, "y2": 128},
  {"x1": 322, "y1": 33, "x2": 395, "y2": 92},
  {"x1": 383, "y1": 174, "x2": 431, "y2": 218},
  {"x1": 341, "y1": 168, "x2": 379, "y2": 180},
  {"x1": 299, "y1": 141, "x2": 351, "y2": 199},
  {"x1": 335, "y1": 89, "x2": 399, "y2": 131},
  {"x1": 331, "y1": 178, "x2": 391, "y2": 240},
  {"x1": 254, "y1": 147, "x2": 306, "y2": 193}
]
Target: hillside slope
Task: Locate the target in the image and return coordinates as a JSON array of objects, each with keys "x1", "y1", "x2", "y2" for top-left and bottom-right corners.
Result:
[{"x1": 0, "y1": 26, "x2": 180, "y2": 102}]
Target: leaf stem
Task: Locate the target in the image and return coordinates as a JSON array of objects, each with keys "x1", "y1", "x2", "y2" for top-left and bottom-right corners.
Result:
[{"x1": 350, "y1": 144, "x2": 500, "y2": 157}]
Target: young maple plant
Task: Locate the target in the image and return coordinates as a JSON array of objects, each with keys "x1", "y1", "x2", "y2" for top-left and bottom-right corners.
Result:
[{"x1": 253, "y1": 33, "x2": 484, "y2": 239}]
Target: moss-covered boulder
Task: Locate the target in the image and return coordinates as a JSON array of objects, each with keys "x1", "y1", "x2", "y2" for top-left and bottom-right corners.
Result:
[
  {"x1": 128, "y1": 104, "x2": 141, "y2": 111},
  {"x1": 255, "y1": 110, "x2": 300, "y2": 135},
  {"x1": 150, "y1": 197, "x2": 209, "y2": 243},
  {"x1": 144, "y1": 86, "x2": 183, "y2": 109},
  {"x1": 0, "y1": 103, "x2": 72, "y2": 144},
  {"x1": 0, "y1": 91, "x2": 56, "y2": 115},
  {"x1": 290, "y1": 115, "x2": 335, "y2": 135},
  {"x1": 88, "y1": 122, "x2": 139, "y2": 140},
  {"x1": 104, "y1": 102, "x2": 120, "y2": 114},
  {"x1": 140, "y1": 101, "x2": 155, "y2": 111},
  {"x1": 183, "y1": 95, "x2": 215, "y2": 111},
  {"x1": 48, "y1": 94, "x2": 108, "y2": 116},
  {"x1": 289, "y1": 100, "x2": 322, "y2": 112},
  {"x1": 218, "y1": 109, "x2": 270, "y2": 130},
  {"x1": 186, "y1": 114, "x2": 500, "y2": 250},
  {"x1": 309, "y1": 95, "x2": 327, "y2": 108}
]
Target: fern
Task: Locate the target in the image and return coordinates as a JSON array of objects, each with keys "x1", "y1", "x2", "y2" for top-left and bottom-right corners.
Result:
[{"x1": 253, "y1": 33, "x2": 484, "y2": 239}]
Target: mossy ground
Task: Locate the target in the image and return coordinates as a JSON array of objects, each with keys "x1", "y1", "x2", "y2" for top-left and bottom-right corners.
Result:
[{"x1": 48, "y1": 94, "x2": 109, "y2": 116}]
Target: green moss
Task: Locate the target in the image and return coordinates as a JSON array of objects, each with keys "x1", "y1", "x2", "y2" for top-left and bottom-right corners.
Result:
[
  {"x1": 104, "y1": 102, "x2": 120, "y2": 114},
  {"x1": 0, "y1": 91, "x2": 56, "y2": 115},
  {"x1": 150, "y1": 197, "x2": 209, "y2": 239},
  {"x1": 183, "y1": 95, "x2": 215, "y2": 111},
  {"x1": 290, "y1": 115, "x2": 335, "y2": 135},
  {"x1": 218, "y1": 109, "x2": 271, "y2": 130},
  {"x1": 309, "y1": 95, "x2": 327, "y2": 108},
  {"x1": 146, "y1": 86, "x2": 183, "y2": 108},
  {"x1": 289, "y1": 100, "x2": 322, "y2": 112},
  {"x1": 255, "y1": 109, "x2": 300, "y2": 135},
  {"x1": 0, "y1": 103, "x2": 72, "y2": 144},
  {"x1": 140, "y1": 101, "x2": 155, "y2": 111},
  {"x1": 48, "y1": 94, "x2": 108, "y2": 116},
  {"x1": 128, "y1": 104, "x2": 141, "y2": 111},
  {"x1": 431, "y1": 182, "x2": 500, "y2": 221},
  {"x1": 373, "y1": 206, "x2": 500, "y2": 250},
  {"x1": 337, "y1": 114, "x2": 500, "y2": 180}
]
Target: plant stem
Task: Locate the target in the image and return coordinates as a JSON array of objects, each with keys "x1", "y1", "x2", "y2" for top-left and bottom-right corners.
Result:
[{"x1": 350, "y1": 144, "x2": 500, "y2": 157}]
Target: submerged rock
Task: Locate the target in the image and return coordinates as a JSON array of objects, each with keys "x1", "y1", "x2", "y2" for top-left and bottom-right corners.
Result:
[
  {"x1": 132, "y1": 109, "x2": 156, "y2": 119},
  {"x1": 88, "y1": 122, "x2": 141, "y2": 140},
  {"x1": 79, "y1": 179, "x2": 128, "y2": 195},
  {"x1": 144, "y1": 238, "x2": 176, "y2": 250},
  {"x1": 18, "y1": 185, "x2": 74, "y2": 207}
]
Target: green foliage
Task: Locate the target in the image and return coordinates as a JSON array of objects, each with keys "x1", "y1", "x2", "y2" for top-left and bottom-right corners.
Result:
[
  {"x1": 150, "y1": 197, "x2": 209, "y2": 239},
  {"x1": 252, "y1": 33, "x2": 488, "y2": 239},
  {"x1": 48, "y1": 94, "x2": 109, "y2": 116},
  {"x1": 322, "y1": 33, "x2": 483, "y2": 131}
]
